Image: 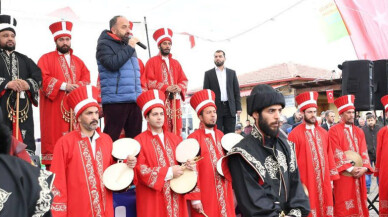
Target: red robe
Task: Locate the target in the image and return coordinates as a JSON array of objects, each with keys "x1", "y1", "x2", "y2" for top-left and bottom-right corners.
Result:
[
  {"x1": 328, "y1": 122, "x2": 373, "y2": 217},
  {"x1": 38, "y1": 50, "x2": 90, "y2": 165},
  {"x1": 134, "y1": 129, "x2": 188, "y2": 217},
  {"x1": 288, "y1": 122, "x2": 339, "y2": 217},
  {"x1": 143, "y1": 54, "x2": 188, "y2": 138},
  {"x1": 375, "y1": 126, "x2": 388, "y2": 216},
  {"x1": 186, "y1": 125, "x2": 235, "y2": 217},
  {"x1": 50, "y1": 128, "x2": 114, "y2": 217}
]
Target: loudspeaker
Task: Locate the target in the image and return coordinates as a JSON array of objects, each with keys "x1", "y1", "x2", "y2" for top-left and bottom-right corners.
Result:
[
  {"x1": 340, "y1": 60, "x2": 374, "y2": 111},
  {"x1": 373, "y1": 60, "x2": 388, "y2": 110}
]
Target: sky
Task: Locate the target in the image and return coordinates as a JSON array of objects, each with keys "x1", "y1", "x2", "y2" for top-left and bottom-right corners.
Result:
[{"x1": 2, "y1": 0, "x2": 358, "y2": 91}]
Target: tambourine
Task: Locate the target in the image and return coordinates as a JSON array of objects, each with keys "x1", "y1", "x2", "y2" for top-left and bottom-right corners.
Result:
[
  {"x1": 221, "y1": 133, "x2": 244, "y2": 152},
  {"x1": 216, "y1": 157, "x2": 225, "y2": 177},
  {"x1": 342, "y1": 150, "x2": 363, "y2": 177},
  {"x1": 103, "y1": 138, "x2": 141, "y2": 191},
  {"x1": 175, "y1": 138, "x2": 200, "y2": 164},
  {"x1": 170, "y1": 169, "x2": 198, "y2": 194}
]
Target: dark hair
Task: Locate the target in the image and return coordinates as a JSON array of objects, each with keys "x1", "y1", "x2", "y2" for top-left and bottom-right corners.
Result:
[
  {"x1": 199, "y1": 110, "x2": 204, "y2": 116},
  {"x1": 109, "y1": 15, "x2": 123, "y2": 30},
  {"x1": 325, "y1": 110, "x2": 334, "y2": 117},
  {"x1": 366, "y1": 113, "x2": 375, "y2": 120},
  {"x1": 215, "y1": 50, "x2": 225, "y2": 57}
]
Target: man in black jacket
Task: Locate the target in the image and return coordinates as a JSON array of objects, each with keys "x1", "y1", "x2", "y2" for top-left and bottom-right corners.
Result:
[
  {"x1": 203, "y1": 50, "x2": 241, "y2": 134},
  {"x1": 362, "y1": 113, "x2": 381, "y2": 193},
  {"x1": 227, "y1": 84, "x2": 310, "y2": 217}
]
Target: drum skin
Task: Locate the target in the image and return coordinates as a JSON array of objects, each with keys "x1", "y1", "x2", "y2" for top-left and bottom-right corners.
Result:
[
  {"x1": 103, "y1": 163, "x2": 134, "y2": 191},
  {"x1": 170, "y1": 169, "x2": 198, "y2": 194}
]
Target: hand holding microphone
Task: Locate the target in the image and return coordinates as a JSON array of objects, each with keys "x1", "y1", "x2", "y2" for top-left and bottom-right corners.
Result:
[{"x1": 128, "y1": 35, "x2": 147, "y2": 49}]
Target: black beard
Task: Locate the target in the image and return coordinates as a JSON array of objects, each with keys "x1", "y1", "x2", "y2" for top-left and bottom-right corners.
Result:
[
  {"x1": 57, "y1": 45, "x2": 70, "y2": 54},
  {"x1": 214, "y1": 61, "x2": 224, "y2": 67},
  {"x1": 304, "y1": 116, "x2": 316, "y2": 125},
  {"x1": 121, "y1": 36, "x2": 130, "y2": 43},
  {"x1": 204, "y1": 123, "x2": 216, "y2": 128},
  {"x1": 1, "y1": 44, "x2": 15, "y2": 51},
  {"x1": 160, "y1": 48, "x2": 170, "y2": 56},
  {"x1": 258, "y1": 114, "x2": 279, "y2": 138}
]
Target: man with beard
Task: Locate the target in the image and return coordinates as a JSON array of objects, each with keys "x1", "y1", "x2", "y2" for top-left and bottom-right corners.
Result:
[
  {"x1": 362, "y1": 113, "x2": 380, "y2": 193},
  {"x1": 328, "y1": 95, "x2": 373, "y2": 217},
  {"x1": 142, "y1": 28, "x2": 188, "y2": 138},
  {"x1": 0, "y1": 14, "x2": 42, "y2": 153},
  {"x1": 96, "y1": 15, "x2": 142, "y2": 141},
  {"x1": 226, "y1": 84, "x2": 310, "y2": 217},
  {"x1": 50, "y1": 85, "x2": 137, "y2": 217},
  {"x1": 203, "y1": 50, "x2": 241, "y2": 134},
  {"x1": 38, "y1": 20, "x2": 90, "y2": 169},
  {"x1": 288, "y1": 91, "x2": 339, "y2": 217},
  {"x1": 321, "y1": 110, "x2": 335, "y2": 131},
  {"x1": 186, "y1": 89, "x2": 236, "y2": 217},
  {"x1": 134, "y1": 89, "x2": 194, "y2": 217}
]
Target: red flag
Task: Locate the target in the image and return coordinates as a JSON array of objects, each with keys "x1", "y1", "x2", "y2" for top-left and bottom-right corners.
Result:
[
  {"x1": 335, "y1": 0, "x2": 388, "y2": 60},
  {"x1": 189, "y1": 35, "x2": 195, "y2": 48},
  {"x1": 326, "y1": 89, "x2": 334, "y2": 103}
]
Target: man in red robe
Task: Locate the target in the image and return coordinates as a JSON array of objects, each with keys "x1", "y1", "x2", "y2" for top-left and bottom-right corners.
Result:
[
  {"x1": 187, "y1": 89, "x2": 235, "y2": 217},
  {"x1": 288, "y1": 91, "x2": 339, "y2": 217},
  {"x1": 50, "y1": 85, "x2": 136, "y2": 217},
  {"x1": 143, "y1": 28, "x2": 188, "y2": 138},
  {"x1": 134, "y1": 89, "x2": 194, "y2": 217},
  {"x1": 328, "y1": 95, "x2": 373, "y2": 217},
  {"x1": 38, "y1": 20, "x2": 90, "y2": 168},
  {"x1": 375, "y1": 95, "x2": 388, "y2": 216}
]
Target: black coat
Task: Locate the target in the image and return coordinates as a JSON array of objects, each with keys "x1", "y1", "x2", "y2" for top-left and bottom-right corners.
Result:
[
  {"x1": 203, "y1": 67, "x2": 241, "y2": 116},
  {"x1": 362, "y1": 124, "x2": 381, "y2": 161},
  {"x1": 227, "y1": 126, "x2": 310, "y2": 217}
]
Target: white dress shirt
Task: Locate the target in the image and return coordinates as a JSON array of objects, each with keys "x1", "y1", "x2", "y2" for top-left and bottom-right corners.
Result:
[
  {"x1": 215, "y1": 67, "x2": 228, "y2": 101},
  {"x1": 305, "y1": 124, "x2": 315, "y2": 136}
]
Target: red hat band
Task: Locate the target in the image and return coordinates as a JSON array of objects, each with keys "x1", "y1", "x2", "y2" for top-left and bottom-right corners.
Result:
[
  {"x1": 49, "y1": 21, "x2": 73, "y2": 41},
  {"x1": 381, "y1": 95, "x2": 388, "y2": 113},
  {"x1": 153, "y1": 28, "x2": 173, "y2": 46},
  {"x1": 190, "y1": 89, "x2": 216, "y2": 115},
  {"x1": 67, "y1": 85, "x2": 99, "y2": 119},
  {"x1": 137, "y1": 90, "x2": 165, "y2": 117},
  {"x1": 334, "y1": 95, "x2": 355, "y2": 114},
  {"x1": 296, "y1": 91, "x2": 318, "y2": 111}
]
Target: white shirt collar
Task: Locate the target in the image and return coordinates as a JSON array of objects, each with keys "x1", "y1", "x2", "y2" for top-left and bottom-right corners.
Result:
[
  {"x1": 305, "y1": 124, "x2": 315, "y2": 130},
  {"x1": 152, "y1": 130, "x2": 165, "y2": 146},
  {"x1": 205, "y1": 128, "x2": 216, "y2": 142}
]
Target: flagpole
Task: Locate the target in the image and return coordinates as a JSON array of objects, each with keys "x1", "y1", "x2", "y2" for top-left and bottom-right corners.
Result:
[{"x1": 144, "y1": 16, "x2": 151, "y2": 59}]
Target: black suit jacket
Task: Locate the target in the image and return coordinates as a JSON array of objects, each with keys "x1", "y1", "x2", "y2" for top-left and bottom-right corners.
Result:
[
  {"x1": 203, "y1": 67, "x2": 242, "y2": 116},
  {"x1": 321, "y1": 123, "x2": 329, "y2": 131}
]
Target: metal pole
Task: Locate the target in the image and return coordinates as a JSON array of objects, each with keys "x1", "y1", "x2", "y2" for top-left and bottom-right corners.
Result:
[{"x1": 144, "y1": 16, "x2": 151, "y2": 59}]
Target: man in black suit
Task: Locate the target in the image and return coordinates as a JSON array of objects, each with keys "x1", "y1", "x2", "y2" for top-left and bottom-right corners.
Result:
[
  {"x1": 321, "y1": 110, "x2": 335, "y2": 131},
  {"x1": 203, "y1": 50, "x2": 241, "y2": 134}
]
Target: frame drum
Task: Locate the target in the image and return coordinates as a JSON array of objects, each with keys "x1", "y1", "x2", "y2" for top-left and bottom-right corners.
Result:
[
  {"x1": 175, "y1": 138, "x2": 200, "y2": 164},
  {"x1": 103, "y1": 163, "x2": 134, "y2": 191},
  {"x1": 342, "y1": 150, "x2": 363, "y2": 177},
  {"x1": 170, "y1": 169, "x2": 198, "y2": 194},
  {"x1": 112, "y1": 138, "x2": 141, "y2": 159},
  {"x1": 221, "y1": 133, "x2": 244, "y2": 152}
]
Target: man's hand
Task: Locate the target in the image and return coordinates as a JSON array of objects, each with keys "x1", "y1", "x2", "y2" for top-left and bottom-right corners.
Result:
[
  {"x1": 7, "y1": 80, "x2": 22, "y2": 92},
  {"x1": 18, "y1": 79, "x2": 30, "y2": 91},
  {"x1": 185, "y1": 159, "x2": 196, "y2": 171},
  {"x1": 192, "y1": 202, "x2": 203, "y2": 213},
  {"x1": 128, "y1": 37, "x2": 139, "y2": 48},
  {"x1": 173, "y1": 85, "x2": 181, "y2": 93},
  {"x1": 66, "y1": 84, "x2": 79, "y2": 92},
  {"x1": 126, "y1": 155, "x2": 137, "y2": 169},
  {"x1": 172, "y1": 165, "x2": 184, "y2": 178},
  {"x1": 166, "y1": 85, "x2": 177, "y2": 93},
  {"x1": 353, "y1": 167, "x2": 367, "y2": 178}
]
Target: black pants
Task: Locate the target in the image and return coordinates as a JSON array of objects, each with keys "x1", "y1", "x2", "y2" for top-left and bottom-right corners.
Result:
[
  {"x1": 102, "y1": 103, "x2": 142, "y2": 141},
  {"x1": 216, "y1": 103, "x2": 236, "y2": 134}
]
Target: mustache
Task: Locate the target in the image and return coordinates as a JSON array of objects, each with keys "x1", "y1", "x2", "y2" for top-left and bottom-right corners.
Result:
[{"x1": 90, "y1": 120, "x2": 98, "y2": 125}]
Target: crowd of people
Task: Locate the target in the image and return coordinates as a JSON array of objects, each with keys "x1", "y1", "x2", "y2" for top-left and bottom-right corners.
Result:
[{"x1": 0, "y1": 13, "x2": 388, "y2": 217}]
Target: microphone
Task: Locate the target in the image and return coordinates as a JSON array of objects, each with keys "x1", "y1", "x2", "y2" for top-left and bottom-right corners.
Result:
[{"x1": 129, "y1": 35, "x2": 147, "y2": 49}]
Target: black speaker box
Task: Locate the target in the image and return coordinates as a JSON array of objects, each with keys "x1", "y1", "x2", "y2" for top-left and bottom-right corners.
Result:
[
  {"x1": 340, "y1": 60, "x2": 374, "y2": 111},
  {"x1": 373, "y1": 59, "x2": 388, "y2": 110}
]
